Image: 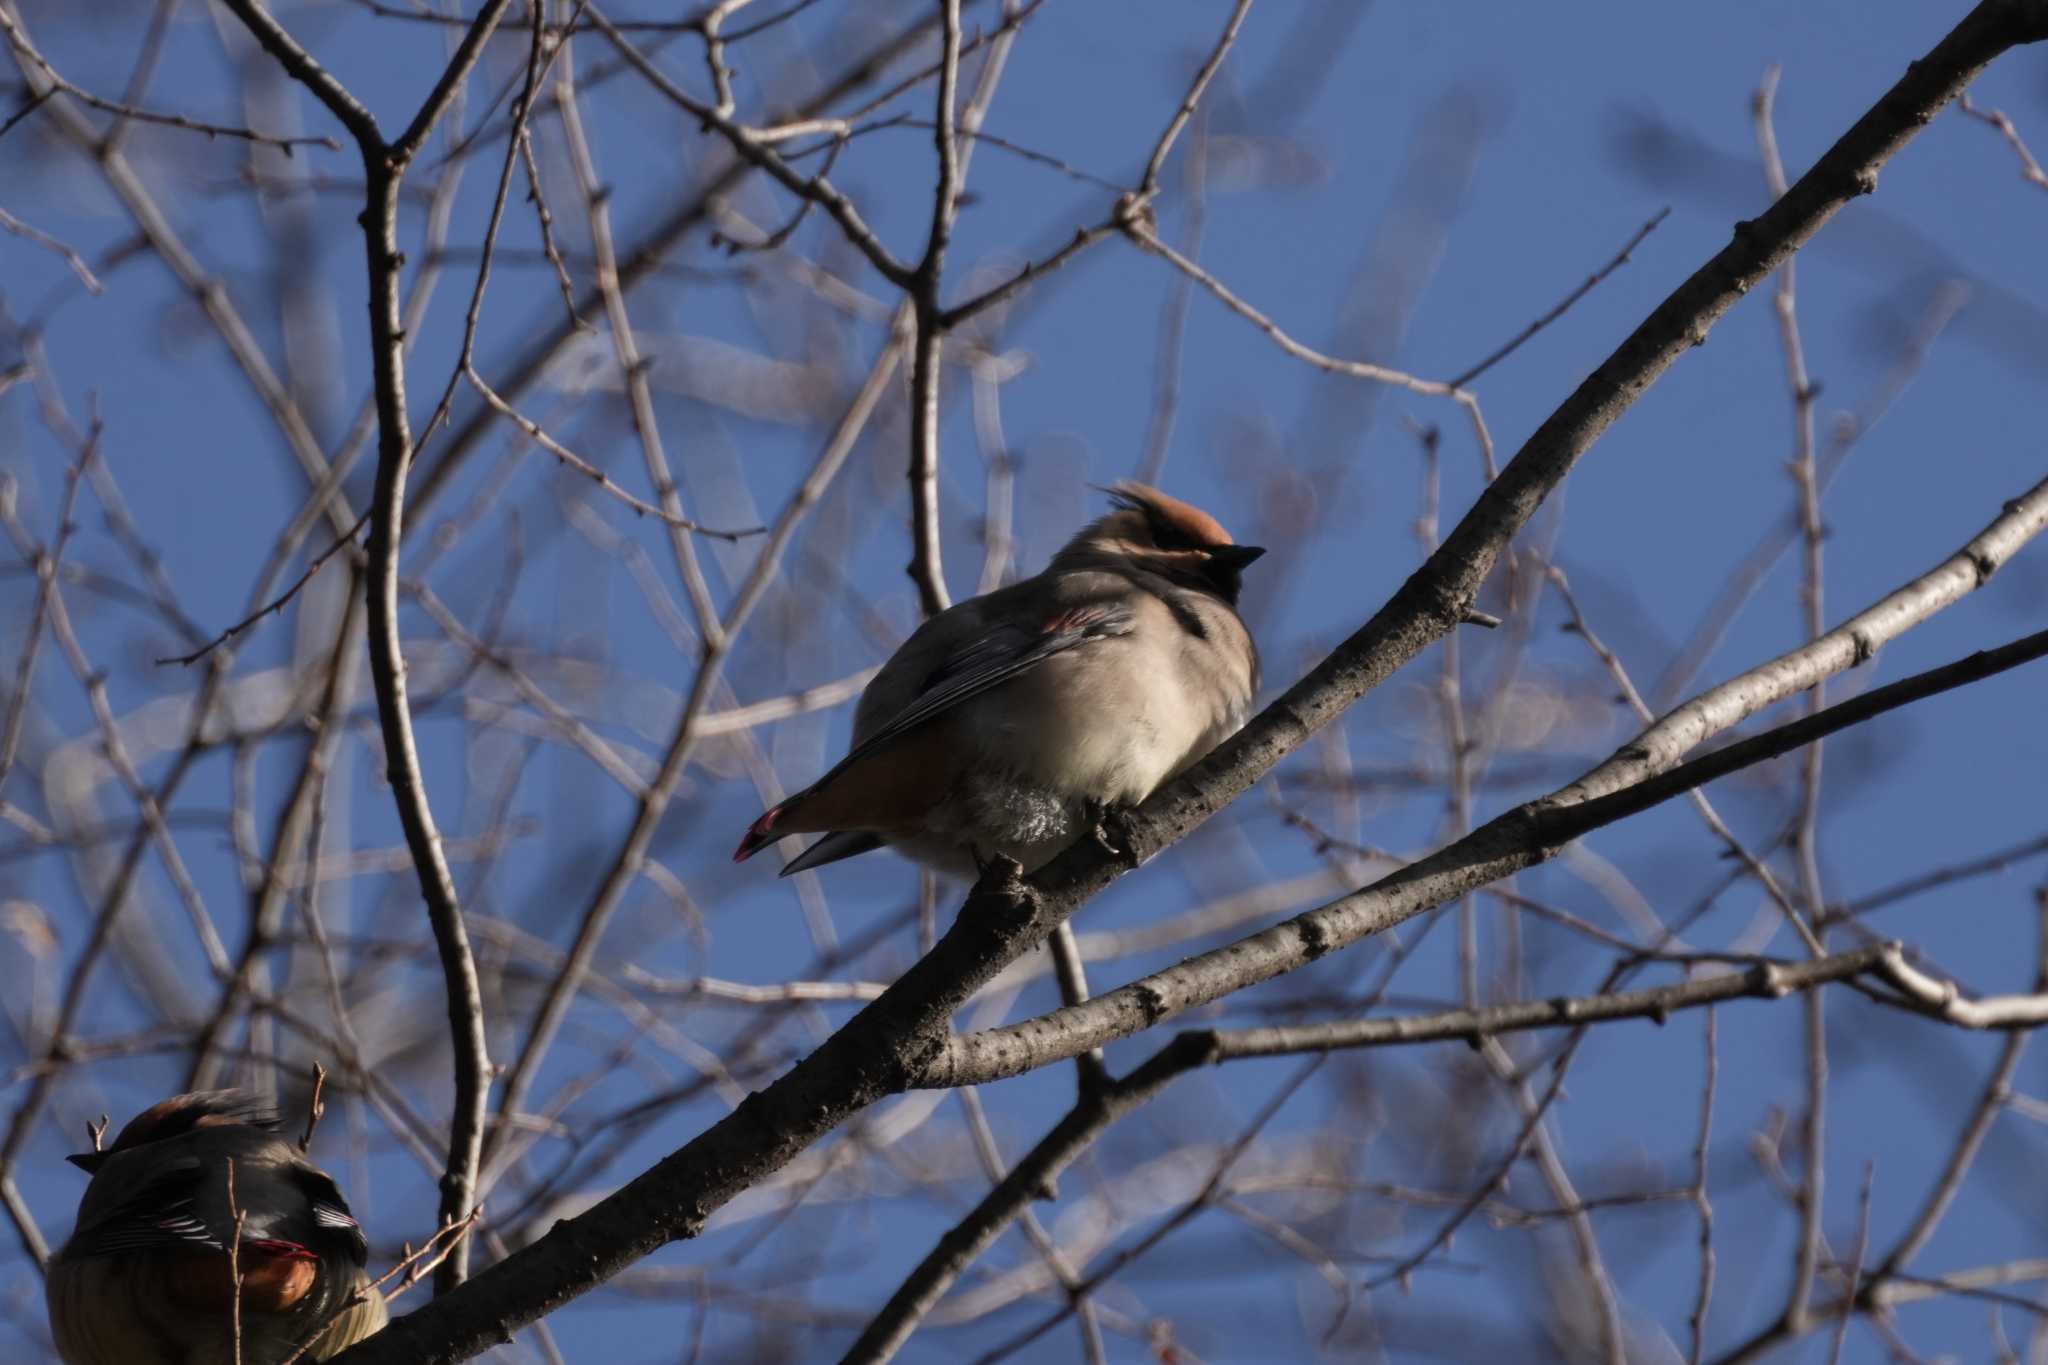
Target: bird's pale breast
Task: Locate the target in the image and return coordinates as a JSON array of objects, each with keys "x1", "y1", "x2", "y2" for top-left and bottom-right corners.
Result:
[{"x1": 964, "y1": 591, "x2": 1249, "y2": 803}]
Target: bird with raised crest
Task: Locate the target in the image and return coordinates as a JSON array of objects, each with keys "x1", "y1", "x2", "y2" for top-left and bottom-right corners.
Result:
[{"x1": 735, "y1": 482, "x2": 1264, "y2": 879}]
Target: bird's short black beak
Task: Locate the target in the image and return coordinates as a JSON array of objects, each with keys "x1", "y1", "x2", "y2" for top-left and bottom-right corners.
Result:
[
  {"x1": 1211, "y1": 544, "x2": 1266, "y2": 569},
  {"x1": 66, "y1": 1151, "x2": 108, "y2": 1174}
]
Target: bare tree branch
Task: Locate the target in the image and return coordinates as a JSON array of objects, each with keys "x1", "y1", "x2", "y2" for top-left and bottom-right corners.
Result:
[
  {"x1": 0, "y1": 4, "x2": 338, "y2": 150},
  {"x1": 216, "y1": 0, "x2": 519, "y2": 1291}
]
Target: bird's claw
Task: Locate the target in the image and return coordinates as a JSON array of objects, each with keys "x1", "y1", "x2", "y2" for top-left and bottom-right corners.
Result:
[{"x1": 1086, "y1": 801, "x2": 1139, "y2": 863}]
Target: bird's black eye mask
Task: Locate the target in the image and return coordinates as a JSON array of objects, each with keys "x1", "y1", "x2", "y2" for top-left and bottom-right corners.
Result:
[{"x1": 1147, "y1": 515, "x2": 1198, "y2": 551}]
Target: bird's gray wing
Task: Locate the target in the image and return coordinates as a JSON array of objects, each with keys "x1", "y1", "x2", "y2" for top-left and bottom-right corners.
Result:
[{"x1": 837, "y1": 601, "x2": 1137, "y2": 770}]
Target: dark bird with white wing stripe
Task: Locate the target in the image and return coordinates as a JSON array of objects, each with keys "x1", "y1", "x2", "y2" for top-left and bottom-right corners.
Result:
[{"x1": 46, "y1": 1089, "x2": 387, "y2": 1364}]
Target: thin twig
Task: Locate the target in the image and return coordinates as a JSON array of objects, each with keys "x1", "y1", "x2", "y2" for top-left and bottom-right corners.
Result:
[
  {"x1": 405, "y1": 0, "x2": 954, "y2": 536},
  {"x1": 227, "y1": 1158, "x2": 246, "y2": 1365},
  {"x1": 1959, "y1": 90, "x2": 2048, "y2": 190},
  {"x1": 1136, "y1": 0, "x2": 1254, "y2": 198},
  {"x1": 1447, "y1": 206, "x2": 1670, "y2": 388},
  {"x1": 157, "y1": 511, "x2": 369, "y2": 666},
  {"x1": 1046, "y1": 923, "x2": 1108, "y2": 1094},
  {"x1": 1548, "y1": 565, "x2": 1819, "y2": 952},
  {"x1": 486, "y1": 323, "x2": 907, "y2": 1160},
  {"x1": 548, "y1": 16, "x2": 727, "y2": 643},
  {"x1": 279, "y1": 1211, "x2": 484, "y2": 1365},
  {"x1": 463, "y1": 372, "x2": 764, "y2": 536},
  {"x1": 516, "y1": 119, "x2": 585, "y2": 329},
  {"x1": 965, "y1": 1059, "x2": 1322, "y2": 1365},
  {"x1": 0, "y1": 6, "x2": 339, "y2": 150},
  {"x1": 581, "y1": 1, "x2": 914, "y2": 286},
  {"x1": 1122, "y1": 219, "x2": 1497, "y2": 478},
  {"x1": 1690, "y1": 1008, "x2": 1719, "y2": 1365},
  {"x1": 182, "y1": 585, "x2": 365, "y2": 1092},
  {"x1": 1200, "y1": 945, "x2": 1885, "y2": 1057},
  {"x1": 0, "y1": 205, "x2": 103, "y2": 293},
  {"x1": 1829, "y1": 1164, "x2": 1875, "y2": 1365},
  {"x1": 299, "y1": 1061, "x2": 329, "y2": 1153},
  {"x1": 1135, "y1": 100, "x2": 1209, "y2": 486},
  {"x1": 1651, "y1": 281, "x2": 1968, "y2": 708},
  {"x1": 1825, "y1": 831, "x2": 2048, "y2": 927},
  {"x1": 1755, "y1": 62, "x2": 1832, "y2": 1325},
  {"x1": 7, "y1": 9, "x2": 361, "y2": 541},
  {"x1": 934, "y1": 0, "x2": 1253, "y2": 333}
]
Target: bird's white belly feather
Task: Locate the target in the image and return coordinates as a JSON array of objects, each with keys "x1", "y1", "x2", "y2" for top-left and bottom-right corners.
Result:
[
  {"x1": 973, "y1": 639, "x2": 1222, "y2": 803},
  {"x1": 876, "y1": 589, "x2": 1252, "y2": 879}
]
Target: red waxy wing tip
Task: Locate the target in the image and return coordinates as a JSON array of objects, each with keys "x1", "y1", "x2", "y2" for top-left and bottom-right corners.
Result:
[{"x1": 733, "y1": 805, "x2": 782, "y2": 862}]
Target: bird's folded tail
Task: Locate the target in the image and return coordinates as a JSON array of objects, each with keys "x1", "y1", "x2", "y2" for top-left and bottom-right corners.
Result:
[
  {"x1": 779, "y1": 831, "x2": 885, "y2": 875},
  {"x1": 735, "y1": 726, "x2": 953, "y2": 867},
  {"x1": 734, "y1": 799, "x2": 887, "y2": 873}
]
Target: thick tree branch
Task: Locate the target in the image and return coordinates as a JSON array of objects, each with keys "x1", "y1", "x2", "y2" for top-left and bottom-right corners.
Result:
[
  {"x1": 212, "y1": 0, "x2": 383, "y2": 149},
  {"x1": 1549, "y1": 474, "x2": 2048, "y2": 813},
  {"x1": 850, "y1": 944, "x2": 1892, "y2": 1361},
  {"x1": 861, "y1": 668, "x2": 2048, "y2": 1354},
  {"x1": 933, "y1": 563, "x2": 2048, "y2": 1087},
  {"x1": 839, "y1": 1035, "x2": 1209, "y2": 1365}
]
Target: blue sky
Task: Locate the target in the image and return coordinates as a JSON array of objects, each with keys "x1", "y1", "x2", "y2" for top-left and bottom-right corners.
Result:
[{"x1": 3, "y1": 1, "x2": 2046, "y2": 1361}]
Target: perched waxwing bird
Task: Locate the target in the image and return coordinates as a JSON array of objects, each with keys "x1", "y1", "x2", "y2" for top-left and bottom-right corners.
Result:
[
  {"x1": 735, "y1": 482, "x2": 1263, "y2": 879},
  {"x1": 46, "y1": 1090, "x2": 387, "y2": 1365}
]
